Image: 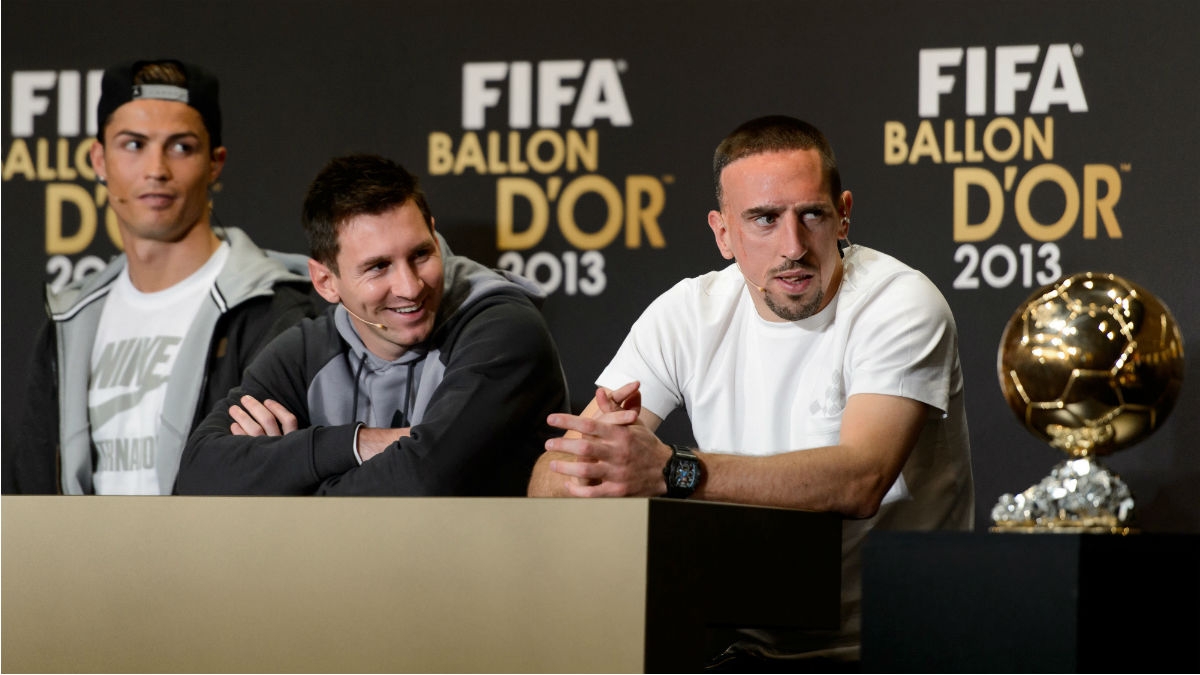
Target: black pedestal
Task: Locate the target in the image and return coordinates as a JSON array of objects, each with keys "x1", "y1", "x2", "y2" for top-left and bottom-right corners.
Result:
[{"x1": 862, "y1": 532, "x2": 1200, "y2": 673}]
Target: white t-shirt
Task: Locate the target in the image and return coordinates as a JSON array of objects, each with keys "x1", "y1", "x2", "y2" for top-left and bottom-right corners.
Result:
[
  {"x1": 89, "y1": 243, "x2": 230, "y2": 494},
  {"x1": 598, "y1": 244, "x2": 974, "y2": 656}
]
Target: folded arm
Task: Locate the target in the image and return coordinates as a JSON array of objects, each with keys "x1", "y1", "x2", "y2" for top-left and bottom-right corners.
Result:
[
  {"x1": 531, "y1": 385, "x2": 926, "y2": 518},
  {"x1": 314, "y1": 298, "x2": 568, "y2": 496},
  {"x1": 174, "y1": 326, "x2": 359, "y2": 495},
  {"x1": 227, "y1": 394, "x2": 408, "y2": 461}
]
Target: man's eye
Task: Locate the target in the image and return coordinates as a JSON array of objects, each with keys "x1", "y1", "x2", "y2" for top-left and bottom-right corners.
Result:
[
  {"x1": 801, "y1": 210, "x2": 827, "y2": 226},
  {"x1": 170, "y1": 142, "x2": 196, "y2": 155},
  {"x1": 753, "y1": 214, "x2": 776, "y2": 226},
  {"x1": 121, "y1": 140, "x2": 142, "y2": 151}
]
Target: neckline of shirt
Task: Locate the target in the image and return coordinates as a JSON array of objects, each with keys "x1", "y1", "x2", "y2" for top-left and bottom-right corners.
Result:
[{"x1": 113, "y1": 241, "x2": 231, "y2": 308}]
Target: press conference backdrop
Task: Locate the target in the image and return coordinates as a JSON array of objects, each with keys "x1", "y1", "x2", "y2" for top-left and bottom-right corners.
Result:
[{"x1": 3, "y1": 0, "x2": 1197, "y2": 532}]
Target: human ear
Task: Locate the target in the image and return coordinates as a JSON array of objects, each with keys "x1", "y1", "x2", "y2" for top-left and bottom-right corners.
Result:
[
  {"x1": 308, "y1": 258, "x2": 341, "y2": 304},
  {"x1": 208, "y1": 146, "x2": 228, "y2": 184},
  {"x1": 708, "y1": 210, "x2": 734, "y2": 260},
  {"x1": 837, "y1": 191, "x2": 853, "y2": 238},
  {"x1": 89, "y1": 140, "x2": 106, "y2": 183}
]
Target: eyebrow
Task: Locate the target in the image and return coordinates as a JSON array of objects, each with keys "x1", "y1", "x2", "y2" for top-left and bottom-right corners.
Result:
[
  {"x1": 741, "y1": 205, "x2": 781, "y2": 221},
  {"x1": 740, "y1": 202, "x2": 830, "y2": 221},
  {"x1": 112, "y1": 130, "x2": 201, "y2": 143},
  {"x1": 356, "y1": 255, "x2": 391, "y2": 273}
]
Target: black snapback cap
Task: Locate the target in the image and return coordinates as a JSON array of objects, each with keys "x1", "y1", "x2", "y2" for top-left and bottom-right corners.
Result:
[{"x1": 96, "y1": 59, "x2": 222, "y2": 148}]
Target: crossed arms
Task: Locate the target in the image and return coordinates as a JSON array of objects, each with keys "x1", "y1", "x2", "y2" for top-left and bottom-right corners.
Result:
[
  {"x1": 176, "y1": 300, "x2": 567, "y2": 496},
  {"x1": 226, "y1": 393, "x2": 407, "y2": 461}
]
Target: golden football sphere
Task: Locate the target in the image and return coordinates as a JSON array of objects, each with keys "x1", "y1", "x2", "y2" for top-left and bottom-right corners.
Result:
[{"x1": 997, "y1": 272, "x2": 1185, "y2": 457}]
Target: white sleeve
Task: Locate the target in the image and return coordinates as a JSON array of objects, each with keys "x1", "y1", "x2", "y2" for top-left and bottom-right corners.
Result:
[
  {"x1": 596, "y1": 288, "x2": 689, "y2": 421},
  {"x1": 845, "y1": 273, "x2": 959, "y2": 415}
]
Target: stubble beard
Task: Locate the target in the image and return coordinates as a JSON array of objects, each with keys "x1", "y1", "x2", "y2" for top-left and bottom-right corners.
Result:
[{"x1": 764, "y1": 287, "x2": 824, "y2": 322}]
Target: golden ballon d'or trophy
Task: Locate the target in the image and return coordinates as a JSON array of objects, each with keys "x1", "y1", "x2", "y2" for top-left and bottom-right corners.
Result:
[{"x1": 992, "y1": 272, "x2": 1185, "y2": 534}]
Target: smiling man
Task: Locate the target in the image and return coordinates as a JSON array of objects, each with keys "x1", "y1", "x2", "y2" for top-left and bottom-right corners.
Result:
[
  {"x1": 11, "y1": 59, "x2": 314, "y2": 495},
  {"x1": 175, "y1": 154, "x2": 567, "y2": 495},
  {"x1": 528, "y1": 116, "x2": 974, "y2": 666}
]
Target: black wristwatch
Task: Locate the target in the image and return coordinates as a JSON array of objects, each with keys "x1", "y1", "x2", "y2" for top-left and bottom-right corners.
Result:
[{"x1": 663, "y1": 444, "x2": 702, "y2": 498}]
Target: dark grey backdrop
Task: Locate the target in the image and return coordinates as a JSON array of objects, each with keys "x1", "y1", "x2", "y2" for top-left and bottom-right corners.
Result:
[{"x1": 3, "y1": 0, "x2": 1197, "y2": 532}]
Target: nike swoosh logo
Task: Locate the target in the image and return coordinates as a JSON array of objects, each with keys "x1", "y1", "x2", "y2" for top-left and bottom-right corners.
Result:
[{"x1": 89, "y1": 383, "x2": 165, "y2": 430}]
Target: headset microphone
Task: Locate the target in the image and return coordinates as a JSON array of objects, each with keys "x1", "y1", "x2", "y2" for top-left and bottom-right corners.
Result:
[
  {"x1": 97, "y1": 177, "x2": 128, "y2": 204},
  {"x1": 735, "y1": 262, "x2": 768, "y2": 294},
  {"x1": 343, "y1": 305, "x2": 387, "y2": 329}
]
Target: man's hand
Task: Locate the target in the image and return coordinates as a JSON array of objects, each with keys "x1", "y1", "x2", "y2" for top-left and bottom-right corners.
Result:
[
  {"x1": 356, "y1": 426, "x2": 410, "y2": 462},
  {"x1": 230, "y1": 395, "x2": 298, "y2": 437},
  {"x1": 544, "y1": 385, "x2": 672, "y2": 497},
  {"x1": 600, "y1": 380, "x2": 642, "y2": 416},
  {"x1": 557, "y1": 382, "x2": 643, "y2": 487}
]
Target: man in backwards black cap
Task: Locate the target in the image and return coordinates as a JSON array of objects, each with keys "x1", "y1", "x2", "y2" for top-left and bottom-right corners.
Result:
[{"x1": 10, "y1": 59, "x2": 316, "y2": 495}]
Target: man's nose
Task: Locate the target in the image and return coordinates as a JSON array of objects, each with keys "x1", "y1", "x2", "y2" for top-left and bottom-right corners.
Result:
[
  {"x1": 390, "y1": 263, "x2": 424, "y2": 299},
  {"x1": 145, "y1": 149, "x2": 171, "y2": 181},
  {"x1": 779, "y1": 214, "x2": 808, "y2": 260}
]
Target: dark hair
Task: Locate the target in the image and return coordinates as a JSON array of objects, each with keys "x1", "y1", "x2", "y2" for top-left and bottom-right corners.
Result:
[
  {"x1": 134, "y1": 62, "x2": 187, "y2": 86},
  {"x1": 97, "y1": 59, "x2": 223, "y2": 149},
  {"x1": 302, "y1": 154, "x2": 434, "y2": 273},
  {"x1": 712, "y1": 115, "x2": 842, "y2": 207}
]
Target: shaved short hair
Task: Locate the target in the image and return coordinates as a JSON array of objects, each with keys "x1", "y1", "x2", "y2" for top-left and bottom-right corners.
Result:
[{"x1": 712, "y1": 115, "x2": 842, "y2": 207}]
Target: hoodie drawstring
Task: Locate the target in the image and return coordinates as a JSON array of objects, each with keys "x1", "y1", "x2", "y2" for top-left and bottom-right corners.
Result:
[
  {"x1": 350, "y1": 351, "x2": 368, "y2": 424},
  {"x1": 351, "y1": 350, "x2": 420, "y2": 429},
  {"x1": 403, "y1": 361, "x2": 416, "y2": 426}
]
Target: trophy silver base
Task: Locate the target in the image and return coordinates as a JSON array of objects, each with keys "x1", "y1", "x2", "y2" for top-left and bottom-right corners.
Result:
[{"x1": 991, "y1": 457, "x2": 1135, "y2": 534}]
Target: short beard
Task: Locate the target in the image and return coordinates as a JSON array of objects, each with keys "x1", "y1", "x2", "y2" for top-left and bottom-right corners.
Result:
[
  {"x1": 757, "y1": 258, "x2": 824, "y2": 321},
  {"x1": 764, "y1": 287, "x2": 824, "y2": 321}
]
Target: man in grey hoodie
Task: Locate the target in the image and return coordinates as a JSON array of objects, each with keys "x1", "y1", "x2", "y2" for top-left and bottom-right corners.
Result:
[{"x1": 176, "y1": 155, "x2": 568, "y2": 495}]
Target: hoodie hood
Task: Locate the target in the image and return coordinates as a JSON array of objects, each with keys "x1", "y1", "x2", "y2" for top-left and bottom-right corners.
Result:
[
  {"x1": 211, "y1": 227, "x2": 311, "y2": 310},
  {"x1": 46, "y1": 226, "x2": 310, "y2": 320},
  {"x1": 433, "y1": 254, "x2": 544, "y2": 329}
]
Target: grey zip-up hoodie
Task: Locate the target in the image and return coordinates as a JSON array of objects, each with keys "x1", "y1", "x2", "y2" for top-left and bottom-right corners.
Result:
[
  {"x1": 11, "y1": 227, "x2": 317, "y2": 494},
  {"x1": 175, "y1": 252, "x2": 568, "y2": 496}
]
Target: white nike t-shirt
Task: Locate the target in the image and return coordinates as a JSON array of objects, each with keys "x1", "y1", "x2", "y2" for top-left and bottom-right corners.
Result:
[{"x1": 89, "y1": 244, "x2": 229, "y2": 494}]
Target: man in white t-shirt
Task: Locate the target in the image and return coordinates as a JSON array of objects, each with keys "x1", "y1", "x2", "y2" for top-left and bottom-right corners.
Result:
[
  {"x1": 10, "y1": 60, "x2": 314, "y2": 495},
  {"x1": 528, "y1": 116, "x2": 974, "y2": 665}
]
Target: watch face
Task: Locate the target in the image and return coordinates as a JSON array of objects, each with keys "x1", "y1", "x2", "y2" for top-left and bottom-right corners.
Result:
[{"x1": 671, "y1": 461, "x2": 699, "y2": 488}]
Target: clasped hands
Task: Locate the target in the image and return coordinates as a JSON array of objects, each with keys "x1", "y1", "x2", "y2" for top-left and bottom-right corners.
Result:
[
  {"x1": 229, "y1": 395, "x2": 405, "y2": 461},
  {"x1": 544, "y1": 381, "x2": 673, "y2": 497}
]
